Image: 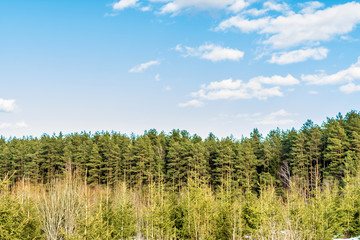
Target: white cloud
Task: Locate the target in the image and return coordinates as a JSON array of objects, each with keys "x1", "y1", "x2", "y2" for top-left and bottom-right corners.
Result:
[
  {"x1": 217, "y1": 16, "x2": 270, "y2": 33},
  {"x1": 0, "y1": 121, "x2": 27, "y2": 129},
  {"x1": 243, "y1": 8, "x2": 268, "y2": 17},
  {"x1": 176, "y1": 44, "x2": 244, "y2": 62},
  {"x1": 186, "y1": 74, "x2": 298, "y2": 103},
  {"x1": 251, "y1": 74, "x2": 300, "y2": 86},
  {"x1": 194, "y1": 79, "x2": 285, "y2": 102},
  {"x1": 140, "y1": 6, "x2": 152, "y2": 11},
  {"x1": 113, "y1": 0, "x2": 138, "y2": 10},
  {"x1": 299, "y1": 1, "x2": 324, "y2": 14},
  {"x1": 339, "y1": 82, "x2": 360, "y2": 94},
  {"x1": 255, "y1": 109, "x2": 295, "y2": 125},
  {"x1": 179, "y1": 99, "x2": 204, "y2": 107},
  {"x1": 160, "y1": 0, "x2": 248, "y2": 14},
  {"x1": 263, "y1": 1, "x2": 290, "y2": 13},
  {"x1": 242, "y1": 1, "x2": 290, "y2": 17},
  {"x1": 302, "y1": 57, "x2": 360, "y2": 85},
  {"x1": 217, "y1": 2, "x2": 360, "y2": 49},
  {"x1": 129, "y1": 60, "x2": 160, "y2": 73},
  {"x1": 269, "y1": 47, "x2": 328, "y2": 64},
  {"x1": 227, "y1": 0, "x2": 248, "y2": 13},
  {"x1": 155, "y1": 74, "x2": 161, "y2": 81},
  {"x1": 0, "y1": 98, "x2": 16, "y2": 112}
]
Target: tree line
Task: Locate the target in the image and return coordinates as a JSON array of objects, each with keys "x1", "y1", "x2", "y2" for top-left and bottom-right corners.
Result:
[
  {"x1": 1, "y1": 110, "x2": 360, "y2": 239},
  {"x1": 1, "y1": 111, "x2": 360, "y2": 192}
]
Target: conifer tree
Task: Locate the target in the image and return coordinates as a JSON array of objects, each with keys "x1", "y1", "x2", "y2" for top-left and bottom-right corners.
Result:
[
  {"x1": 204, "y1": 133, "x2": 219, "y2": 186},
  {"x1": 133, "y1": 136, "x2": 155, "y2": 187},
  {"x1": 261, "y1": 129, "x2": 282, "y2": 185},
  {"x1": 88, "y1": 143, "x2": 102, "y2": 186},
  {"x1": 236, "y1": 139, "x2": 258, "y2": 191},
  {"x1": 324, "y1": 118, "x2": 348, "y2": 180}
]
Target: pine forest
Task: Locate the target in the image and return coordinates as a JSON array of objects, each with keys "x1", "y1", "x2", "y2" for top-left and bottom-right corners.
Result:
[{"x1": 1, "y1": 110, "x2": 360, "y2": 240}]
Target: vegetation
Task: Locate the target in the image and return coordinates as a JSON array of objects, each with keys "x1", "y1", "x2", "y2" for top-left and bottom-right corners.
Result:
[{"x1": 0, "y1": 110, "x2": 360, "y2": 239}]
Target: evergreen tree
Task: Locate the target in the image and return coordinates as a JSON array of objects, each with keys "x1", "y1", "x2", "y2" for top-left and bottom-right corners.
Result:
[
  {"x1": 88, "y1": 143, "x2": 102, "y2": 186},
  {"x1": 236, "y1": 139, "x2": 258, "y2": 191},
  {"x1": 324, "y1": 118, "x2": 348, "y2": 180}
]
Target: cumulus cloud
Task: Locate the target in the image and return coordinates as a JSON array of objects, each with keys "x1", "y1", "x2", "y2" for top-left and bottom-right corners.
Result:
[
  {"x1": 243, "y1": 8, "x2": 268, "y2": 17},
  {"x1": 217, "y1": 16, "x2": 270, "y2": 33},
  {"x1": 160, "y1": 0, "x2": 248, "y2": 14},
  {"x1": 113, "y1": 0, "x2": 138, "y2": 10},
  {"x1": 299, "y1": 1, "x2": 324, "y2": 14},
  {"x1": 129, "y1": 60, "x2": 160, "y2": 73},
  {"x1": 227, "y1": 0, "x2": 248, "y2": 13},
  {"x1": 263, "y1": 1, "x2": 290, "y2": 13},
  {"x1": 140, "y1": 6, "x2": 152, "y2": 11},
  {"x1": 0, "y1": 121, "x2": 28, "y2": 129},
  {"x1": 217, "y1": 2, "x2": 360, "y2": 49},
  {"x1": 0, "y1": 98, "x2": 16, "y2": 112},
  {"x1": 302, "y1": 57, "x2": 360, "y2": 85},
  {"x1": 301, "y1": 57, "x2": 360, "y2": 94},
  {"x1": 176, "y1": 44, "x2": 244, "y2": 62},
  {"x1": 255, "y1": 109, "x2": 295, "y2": 125},
  {"x1": 251, "y1": 74, "x2": 300, "y2": 86},
  {"x1": 242, "y1": 1, "x2": 291, "y2": 17},
  {"x1": 179, "y1": 99, "x2": 204, "y2": 107},
  {"x1": 339, "y1": 82, "x2": 360, "y2": 94},
  {"x1": 188, "y1": 74, "x2": 298, "y2": 102},
  {"x1": 269, "y1": 47, "x2": 328, "y2": 64}
]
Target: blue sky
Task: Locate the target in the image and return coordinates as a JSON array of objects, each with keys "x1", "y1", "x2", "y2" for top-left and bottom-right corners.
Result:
[{"x1": 1, "y1": 0, "x2": 360, "y2": 139}]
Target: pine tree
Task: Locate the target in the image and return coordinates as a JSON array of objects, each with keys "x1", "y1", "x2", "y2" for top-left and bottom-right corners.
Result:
[
  {"x1": 133, "y1": 136, "x2": 155, "y2": 187},
  {"x1": 261, "y1": 129, "x2": 282, "y2": 186},
  {"x1": 324, "y1": 118, "x2": 348, "y2": 180},
  {"x1": 167, "y1": 138, "x2": 183, "y2": 191},
  {"x1": 236, "y1": 139, "x2": 258, "y2": 191},
  {"x1": 204, "y1": 133, "x2": 219, "y2": 187},
  {"x1": 88, "y1": 143, "x2": 102, "y2": 186}
]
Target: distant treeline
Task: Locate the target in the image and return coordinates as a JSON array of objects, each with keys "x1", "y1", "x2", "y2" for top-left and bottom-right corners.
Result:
[{"x1": 1, "y1": 110, "x2": 359, "y2": 193}]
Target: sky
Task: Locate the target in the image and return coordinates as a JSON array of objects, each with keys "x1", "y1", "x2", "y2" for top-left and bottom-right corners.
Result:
[{"x1": 1, "y1": 0, "x2": 360, "y2": 139}]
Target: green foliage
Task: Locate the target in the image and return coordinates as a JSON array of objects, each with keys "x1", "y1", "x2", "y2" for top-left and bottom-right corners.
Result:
[
  {"x1": 0, "y1": 111, "x2": 360, "y2": 239},
  {"x1": 0, "y1": 195, "x2": 42, "y2": 239}
]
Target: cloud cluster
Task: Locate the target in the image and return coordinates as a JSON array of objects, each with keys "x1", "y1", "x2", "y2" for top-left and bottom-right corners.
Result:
[
  {"x1": 180, "y1": 74, "x2": 299, "y2": 107},
  {"x1": 299, "y1": 1, "x2": 324, "y2": 14},
  {"x1": 269, "y1": 47, "x2": 328, "y2": 64},
  {"x1": 217, "y1": 2, "x2": 360, "y2": 49},
  {"x1": 176, "y1": 44, "x2": 244, "y2": 62},
  {"x1": 113, "y1": 0, "x2": 138, "y2": 10},
  {"x1": 129, "y1": 60, "x2": 160, "y2": 73},
  {"x1": 193, "y1": 74, "x2": 298, "y2": 100},
  {"x1": 0, "y1": 98, "x2": 16, "y2": 112},
  {"x1": 159, "y1": 0, "x2": 247, "y2": 14},
  {"x1": 112, "y1": 0, "x2": 248, "y2": 13},
  {"x1": 302, "y1": 57, "x2": 360, "y2": 93}
]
